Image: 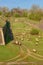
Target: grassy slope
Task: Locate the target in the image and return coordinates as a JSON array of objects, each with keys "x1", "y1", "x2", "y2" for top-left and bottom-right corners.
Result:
[
  {"x1": 0, "y1": 17, "x2": 43, "y2": 62},
  {"x1": 10, "y1": 17, "x2": 43, "y2": 55}
]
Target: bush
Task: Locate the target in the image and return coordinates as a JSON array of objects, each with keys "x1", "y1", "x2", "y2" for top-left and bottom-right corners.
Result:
[
  {"x1": 5, "y1": 12, "x2": 11, "y2": 17},
  {"x1": 14, "y1": 13, "x2": 21, "y2": 17},
  {"x1": 22, "y1": 12, "x2": 28, "y2": 17},
  {"x1": 0, "y1": 11, "x2": 2, "y2": 15},
  {"x1": 30, "y1": 28, "x2": 39, "y2": 35},
  {"x1": 29, "y1": 12, "x2": 41, "y2": 21}
]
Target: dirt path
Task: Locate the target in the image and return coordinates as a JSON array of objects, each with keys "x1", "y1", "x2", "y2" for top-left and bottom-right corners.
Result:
[
  {"x1": 32, "y1": 52, "x2": 43, "y2": 58},
  {"x1": 15, "y1": 55, "x2": 28, "y2": 62},
  {"x1": 24, "y1": 21, "x2": 39, "y2": 28},
  {"x1": 22, "y1": 45, "x2": 43, "y2": 60},
  {"x1": 15, "y1": 47, "x2": 28, "y2": 62},
  {"x1": 4, "y1": 45, "x2": 43, "y2": 65},
  {"x1": 24, "y1": 21, "x2": 43, "y2": 30},
  {"x1": 0, "y1": 45, "x2": 43, "y2": 65},
  {"x1": 4, "y1": 54, "x2": 20, "y2": 62},
  {"x1": 8, "y1": 44, "x2": 43, "y2": 62},
  {"x1": 7, "y1": 62, "x2": 34, "y2": 65},
  {"x1": 38, "y1": 20, "x2": 43, "y2": 30}
]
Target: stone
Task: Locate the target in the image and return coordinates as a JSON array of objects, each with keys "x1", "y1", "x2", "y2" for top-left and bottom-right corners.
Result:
[
  {"x1": 15, "y1": 19, "x2": 18, "y2": 22},
  {"x1": 35, "y1": 38, "x2": 39, "y2": 42},
  {"x1": 36, "y1": 42, "x2": 38, "y2": 46},
  {"x1": 27, "y1": 39, "x2": 30, "y2": 41},
  {"x1": 15, "y1": 41, "x2": 19, "y2": 45},
  {"x1": 22, "y1": 32, "x2": 26, "y2": 36},
  {"x1": 21, "y1": 38, "x2": 24, "y2": 41},
  {"x1": 19, "y1": 42, "x2": 21, "y2": 46},
  {"x1": 33, "y1": 49, "x2": 37, "y2": 53},
  {"x1": 38, "y1": 35, "x2": 41, "y2": 38}
]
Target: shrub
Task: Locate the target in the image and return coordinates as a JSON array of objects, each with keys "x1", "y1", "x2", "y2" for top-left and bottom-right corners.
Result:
[
  {"x1": 0, "y1": 11, "x2": 2, "y2": 15},
  {"x1": 29, "y1": 12, "x2": 41, "y2": 21},
  {"x1": 14, "y1": 13, "x2": 21, "y2": 17},
  {"x1": 5, "y1": 12, "x2": 11, "y2": 17},
  {"x1": 30, "y1": 28, "x2": 39, "y2": 35},
  {"x1": 22, "y1": 12, "x2": 28, "y2": 17}
]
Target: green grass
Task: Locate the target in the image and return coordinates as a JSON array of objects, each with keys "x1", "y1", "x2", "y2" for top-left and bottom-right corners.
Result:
[
  {"x1": 10, "y1": 18, "x2": 43, "y2": 56},
  {"x1": 0, "y1": 17, "x2": 43, "y2": 62},
  {"x1": 0, "y1": 43, "x2": 20, "y2": 61}
]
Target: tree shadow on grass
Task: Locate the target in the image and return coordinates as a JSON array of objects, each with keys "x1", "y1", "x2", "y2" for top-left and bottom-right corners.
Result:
[{"x1": 3, "y1": 20, "x2": 14, "y2": 44}]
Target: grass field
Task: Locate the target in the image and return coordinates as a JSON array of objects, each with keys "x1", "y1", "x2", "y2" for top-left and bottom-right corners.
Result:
[{"x1": 0, "y1": 16, "x2": 43, "y2": 65}]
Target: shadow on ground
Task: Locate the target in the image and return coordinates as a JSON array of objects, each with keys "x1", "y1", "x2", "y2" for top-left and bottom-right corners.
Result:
[{"x1": 3, "y1": 20, "x2": 14, "y2": 44}]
